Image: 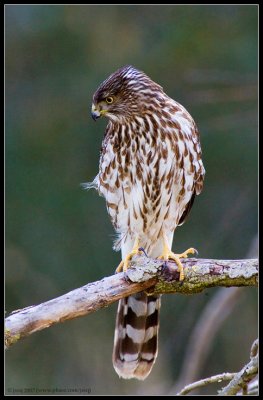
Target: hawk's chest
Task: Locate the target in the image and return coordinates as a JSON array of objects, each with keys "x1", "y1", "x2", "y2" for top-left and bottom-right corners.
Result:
[
  {"x1": 97, "y1": 117, "x2": 196, "y2": 240},
  {"x1": 99, "y1": 123, "x2": 174, "y2": 201}
]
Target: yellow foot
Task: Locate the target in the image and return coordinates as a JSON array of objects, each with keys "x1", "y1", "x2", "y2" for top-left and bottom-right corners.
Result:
[
  {"x1": 115, "y1": 237, "x2": 142, "y2": 273},
  {"x1": 158, "y1": 247, "x2": 197, "y2": 281}
]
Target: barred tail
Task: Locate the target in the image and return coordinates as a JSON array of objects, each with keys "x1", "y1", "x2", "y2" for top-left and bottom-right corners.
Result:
[{"x1": 112, "y1": 292, "x2": 161, "y2": 380}]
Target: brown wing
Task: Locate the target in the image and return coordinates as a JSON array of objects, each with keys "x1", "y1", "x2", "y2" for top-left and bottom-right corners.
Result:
[
  {"x1": 178, "y1": 192, "x2": 196, "y2": 226},
  {"x1": 178, "y1": 122, "x2": 205, "y2": 226}
]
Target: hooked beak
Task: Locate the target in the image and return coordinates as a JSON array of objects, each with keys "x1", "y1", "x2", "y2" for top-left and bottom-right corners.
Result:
[{"x1": 91, "y1": 104, "x2": 101, "y2": 121}]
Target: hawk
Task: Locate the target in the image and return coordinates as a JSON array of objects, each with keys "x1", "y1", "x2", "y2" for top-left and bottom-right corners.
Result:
[{"x1": 88, "y1": 65, "x2": 205, "y2": 380}]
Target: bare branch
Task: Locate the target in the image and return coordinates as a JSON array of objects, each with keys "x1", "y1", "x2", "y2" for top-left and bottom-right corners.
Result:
[
  {"x1": 218, "y1": 339, "x2": 258, "y2": 396},
  {"x1": 175, "y1": 372, "x2": 236, "y2": 396},
  {"x1": 169, "y1": 235, "x2": 258, "y2": 394},
  {"x1": 5, "y1": 256, "x2": 258, "y2": 348},
  {"x1": 246, "y1": 378, "x2": 258, "y2": 395},
  {"x1": 170, "y1": 287, "x2": 243, "y2": 394},
  {"x1": 175, "y1": 339, "x2": 258, "y2": 396}
]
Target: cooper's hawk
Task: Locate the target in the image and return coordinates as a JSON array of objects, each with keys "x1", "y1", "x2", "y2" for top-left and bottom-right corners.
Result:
[{"x1": 88, "y1": 65, "x2": 205, "y2": 380}]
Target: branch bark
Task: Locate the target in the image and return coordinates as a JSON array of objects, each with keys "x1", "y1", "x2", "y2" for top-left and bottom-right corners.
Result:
[
  {"x1": 169, "y1": 286, "x2": 243, "y2": 394},
  {"x1": 175, "y1": 339, "x2": 258, "y2": 396},
  {"x1": 5, "y1": 256, "x2": 258, "y2": 348},
  {"x1": 175, "y1": 372, "x2": 236, "y2": 396},
  {"x1": 218, "y1": 339, "x2": 258, "y2": 396}
]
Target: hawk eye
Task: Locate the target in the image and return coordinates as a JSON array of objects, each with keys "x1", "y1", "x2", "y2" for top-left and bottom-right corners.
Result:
[{"x1": 105, "y1": 96, "x2": 114, "y2": 104}]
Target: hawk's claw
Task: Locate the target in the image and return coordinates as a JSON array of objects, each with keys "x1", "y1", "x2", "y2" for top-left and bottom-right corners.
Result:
[
  {"x1": 138, "y1": 247, "x2": 148, "y2": 257},
  {"x1": 192, "y1": 248, "x2": 198, "y2": 256},
  {"x1": 158, "y1": 233, "x2": 198, "y2": 281},
  {"x1": 115, "y1": 236, "x2": 142, "y2": 273}
]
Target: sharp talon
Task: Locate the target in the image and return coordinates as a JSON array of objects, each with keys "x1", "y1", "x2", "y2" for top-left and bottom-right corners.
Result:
[
  {"x1": 189, "y1": 248, "x2": 198, "y2": 256},
  {"x1": 138, "y1": 247, "x2": 148, "y2": 257},
  {"x1": 160, "y1": 261, "x2": 168, "y2": 271},
  {"x1": 115, "y1": 236, "x2": 141, "y2": 274},
  {"x1": 158, "y1": 233, "x2": 197, "y2": 282},
  {"x1": 179, "y1": 280, "x2": 184, "y2": 287}
]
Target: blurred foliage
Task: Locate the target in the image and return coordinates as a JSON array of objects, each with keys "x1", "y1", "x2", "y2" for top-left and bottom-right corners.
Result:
[{"x1": 5, "y1": 5, "x2": 258, "y2": 395}]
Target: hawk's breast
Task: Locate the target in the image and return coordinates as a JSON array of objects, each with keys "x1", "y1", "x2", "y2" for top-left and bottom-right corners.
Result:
[{"x1": 97, "y1": 103, "x2": 204, "y2": 251}]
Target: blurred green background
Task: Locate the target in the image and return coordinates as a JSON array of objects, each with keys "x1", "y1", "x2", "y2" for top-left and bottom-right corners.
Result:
[{"x1": 5, "y1": 5, "x2": 258, "y2": 396}]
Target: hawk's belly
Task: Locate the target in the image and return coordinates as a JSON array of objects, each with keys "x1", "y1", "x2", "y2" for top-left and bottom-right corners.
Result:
[{"x1": 98, "y1": 144, "x2": 195, "y2": 255}]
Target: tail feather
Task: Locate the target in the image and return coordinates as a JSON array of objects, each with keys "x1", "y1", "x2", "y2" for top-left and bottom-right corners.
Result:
[{"x1": 112, "y1": 292, "x2": 161, "y2": 380}]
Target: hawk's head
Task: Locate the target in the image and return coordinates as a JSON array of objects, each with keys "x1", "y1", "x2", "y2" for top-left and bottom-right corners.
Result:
[{"x1": 91, "y1": 65, "x2": 164, "y2": 122}]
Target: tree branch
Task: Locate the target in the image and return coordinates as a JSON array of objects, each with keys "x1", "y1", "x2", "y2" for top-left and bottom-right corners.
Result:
[
  {"x1": 169, "y1": 236, "x2": 258, "y2": 395},
  {"x1": 175, "y1": 339, "x2": 258, "y2": 396},
  {"x1": 169, "y1": 286, "x2": 243, "y2": 394},
  {"x1": 5, "y1": 256, "x2": 258, "y2": 348},
  {"x1": 175, "y1": 372, "x2": 236, "y2": 396},
  {"x1": 218, "y1": 339, "x2": 258, "y2": 396}
]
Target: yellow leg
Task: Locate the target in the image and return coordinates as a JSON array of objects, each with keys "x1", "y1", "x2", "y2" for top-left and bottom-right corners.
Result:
[
  {"x1": 158, "y1": 233, "x2": 197, "y2": 281},
  {"x1": 115, "y1": 236, "x2": 142, "y2": 273}
]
